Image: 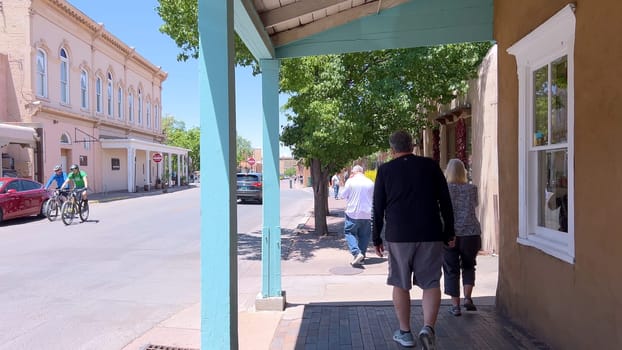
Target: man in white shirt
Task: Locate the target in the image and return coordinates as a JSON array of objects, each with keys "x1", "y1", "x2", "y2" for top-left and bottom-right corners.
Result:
[{"x1": 340, "y1": 165, "x2": 374, "y2": 265}]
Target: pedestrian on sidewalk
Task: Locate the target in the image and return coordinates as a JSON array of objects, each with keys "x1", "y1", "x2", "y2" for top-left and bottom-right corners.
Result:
[
  {"x1": 443, "y1": 158, "x2": 482, "y2": 316},
  {"x1": 331, "y1": 173, "x2": 341, "y2": 199},
  {"x1": 372, "y1": 130, "x2": 455, "y2": 349},
  {"x1": 340, "y1": 165, "x2": 374, "y2": 266}
]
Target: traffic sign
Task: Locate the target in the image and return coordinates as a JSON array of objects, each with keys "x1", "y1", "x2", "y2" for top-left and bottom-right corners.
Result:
[
  {"x1": 247, "y1": 157, "x2": 256, "y2": 166},
  {"x1": 152, "y1": 153, "x2": 163, "y2": 163}
]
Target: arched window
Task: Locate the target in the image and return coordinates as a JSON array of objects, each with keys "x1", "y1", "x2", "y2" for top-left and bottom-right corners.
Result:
[
  {"x1": 128, "y1": 92, "x2": 134, "y2": 122},
  {"x1": 117, "y1": 86, "x2": 123, "y2": 120},
  {"x1": 60, "y1": 48, "x2": 69, "y2": 104},
  {"x1": 36, "y1": 49, "x2": 48, "y2": 98},
  {"x1": 107, "y1": 72, "x2": 113, "y2": 117},
  {"x1": 60, "y1": 133, "x2": 70, "y2": 144},
  {"x1": 137, "y1": 89, "x2": 143, "y2": 125},
  {"x1": 146, "y1": 100, "x2": 151, "y2": 128},
  {"x1": 154, "y1": 105, "x2": 159, "y2": 130},
  {"x1": 95, "y1": 76, "x2": 103, "y2": 113},
  {"x1": 80, "y1": 69, "x2": 88, "y2": 109}
]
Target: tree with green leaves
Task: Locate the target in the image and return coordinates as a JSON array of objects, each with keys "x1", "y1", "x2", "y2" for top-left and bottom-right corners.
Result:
[
  {"x1": 162, "y1": 115, "x2": 200, "y2": 172},
  {"x1": 280, "y1": 43, "x2": 492, "y2": 234},
  {"x1": 236, "y1": 135, "x2": 253, "y2": 169}
]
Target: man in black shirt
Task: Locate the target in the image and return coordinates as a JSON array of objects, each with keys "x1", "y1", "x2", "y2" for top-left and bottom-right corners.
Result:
[{"x1": 372, "y1": 130, "x2": 455, "y2": 349}]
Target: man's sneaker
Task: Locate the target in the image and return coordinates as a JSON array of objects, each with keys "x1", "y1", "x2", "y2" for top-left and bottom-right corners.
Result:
[
  {"x1": 418, "y1": 325, "x2": 436, "y2": 350},
  {"x1": 464, "y1": 298, "x2": 477, "y2": 311},
  {"x1": 392, "y1": 330, "x2": 415, "y2": 347},
  {"x1": 350, "y1": 253, "x2": 364, "y2": 266},
  {"x1": 448, "y1": 305, "x2": 462, "y2": 316}
]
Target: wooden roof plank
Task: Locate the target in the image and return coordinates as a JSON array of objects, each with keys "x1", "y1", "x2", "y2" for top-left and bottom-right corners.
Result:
[{"x1": 260, "y1": 0, "x2": 348, "y2": 27}]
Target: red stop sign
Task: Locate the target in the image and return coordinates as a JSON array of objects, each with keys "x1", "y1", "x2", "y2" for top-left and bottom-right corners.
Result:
[
  {"x1": 247, "y1": 157, "x2": 256, "y2": 166},
  {"x1": 152, "y1": 153, "x2": 163, "y2": 163}
]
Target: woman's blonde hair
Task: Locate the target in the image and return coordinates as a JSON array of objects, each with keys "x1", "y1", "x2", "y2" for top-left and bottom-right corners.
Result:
[{"x1": 445, "y1": 158, "x2": 468, "y2": 184}]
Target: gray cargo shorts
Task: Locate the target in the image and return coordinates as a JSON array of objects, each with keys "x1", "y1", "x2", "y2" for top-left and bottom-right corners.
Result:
[{"x1": 386, "y1": 241, "x2": 444, "y2": 290}]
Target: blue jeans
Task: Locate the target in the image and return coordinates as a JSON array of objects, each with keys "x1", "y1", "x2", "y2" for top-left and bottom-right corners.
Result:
[
  {"x1": 344, "y1": 215, "x2": 371, "y2": 257},
  {"x1": 333, "y1": 184, "x2": 339, "y2": 198}
]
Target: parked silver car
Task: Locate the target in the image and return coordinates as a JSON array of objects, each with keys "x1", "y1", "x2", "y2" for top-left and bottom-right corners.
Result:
[{"x1": 236, "y1": 173, "x2": 262, "y2": 204}]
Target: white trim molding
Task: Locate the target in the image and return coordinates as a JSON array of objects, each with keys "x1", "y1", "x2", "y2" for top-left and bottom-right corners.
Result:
[{"x1": 508, "y1": 4, "x2": 576, "y2": 264}]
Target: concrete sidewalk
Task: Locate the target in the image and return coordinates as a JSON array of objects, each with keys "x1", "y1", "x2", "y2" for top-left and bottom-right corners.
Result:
[{"x1": 118, "y1": 185, "x2": 547, "y2": 350}]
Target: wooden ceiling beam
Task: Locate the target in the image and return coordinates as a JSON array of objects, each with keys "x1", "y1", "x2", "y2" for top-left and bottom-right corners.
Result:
[
  {"x1": 270, "y1": 0, "x2": 410, "y2": 47},
  {"x1": 260, "y1": 0, "x2": 347, "y2": 28}
]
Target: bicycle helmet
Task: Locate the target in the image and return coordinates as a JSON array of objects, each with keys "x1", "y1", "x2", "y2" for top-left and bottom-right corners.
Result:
[
  {"x1": 53, "y1": 165, "x2": 62, "y2": 171},
  {"x1": 69, "y1": 164, "x2": 79, "y2": 171}
]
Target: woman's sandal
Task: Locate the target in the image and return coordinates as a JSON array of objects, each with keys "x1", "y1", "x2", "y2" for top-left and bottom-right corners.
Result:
[{"x1": 464, "y1": 298, "x2": 477, "y2": 311}]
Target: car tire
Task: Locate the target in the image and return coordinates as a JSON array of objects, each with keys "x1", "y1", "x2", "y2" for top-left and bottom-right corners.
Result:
[
  {"x1": 39, "y1": 200, "x2": 48, "y2": 218},
  {"x1": 0, "y1": 209, "x2": 3, "y2": 224}
]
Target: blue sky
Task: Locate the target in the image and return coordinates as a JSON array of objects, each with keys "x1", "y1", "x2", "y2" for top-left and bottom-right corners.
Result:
[{"x1": 68, "y1": 0, "x2": 291, "y2": 156}]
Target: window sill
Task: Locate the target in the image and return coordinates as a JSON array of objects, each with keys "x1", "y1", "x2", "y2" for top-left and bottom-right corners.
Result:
[{"x1": 517, "y1": 235, "x2": 574, "y2": 264}]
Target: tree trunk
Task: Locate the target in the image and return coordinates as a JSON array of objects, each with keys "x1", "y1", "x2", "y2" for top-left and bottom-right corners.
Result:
[{"x1": 310, "y1": 158, "x2": 330, "y2": 235}]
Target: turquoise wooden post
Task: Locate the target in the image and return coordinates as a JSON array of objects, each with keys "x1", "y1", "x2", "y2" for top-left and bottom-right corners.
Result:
[
  {"x1": 198, "y1": 0, "x2": 238, "y2": 349},
  {"x1": 259, "y1": 59, "x2": 283, "y2": 303}
]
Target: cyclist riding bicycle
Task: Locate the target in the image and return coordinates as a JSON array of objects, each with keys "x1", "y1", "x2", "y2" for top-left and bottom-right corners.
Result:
[
  {"x1": 61, "y1": 164, "x2": 89, "y2": 204},
  {"x1": 45, "y1": 165, "x2": 68, "y2": 191}
]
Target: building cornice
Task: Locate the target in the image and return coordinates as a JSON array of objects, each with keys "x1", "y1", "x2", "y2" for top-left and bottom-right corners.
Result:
[{"x1": 38, "y1": 0, "x2": 168, "y2": 81}]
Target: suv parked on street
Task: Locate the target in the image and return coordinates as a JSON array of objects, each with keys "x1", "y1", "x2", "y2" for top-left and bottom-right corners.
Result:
[{"x1": 236, "y1": 173, "x2": 262, "y2": 204}]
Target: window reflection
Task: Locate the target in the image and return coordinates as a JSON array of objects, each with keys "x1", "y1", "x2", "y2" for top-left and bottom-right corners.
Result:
[{"x1": 538, "y1": 149, "x2": 568, "y2": 232}]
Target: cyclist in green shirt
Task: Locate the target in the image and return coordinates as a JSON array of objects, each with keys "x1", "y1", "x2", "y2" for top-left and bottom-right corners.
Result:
[{"x1": 61, "y1": 164, "x2": 89, "y2": 203}]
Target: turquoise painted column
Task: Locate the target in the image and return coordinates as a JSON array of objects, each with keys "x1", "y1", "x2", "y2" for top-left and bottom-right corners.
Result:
[
  {"x1": 260, "y1": 59, "x2": 282, "y2": 298},
  {"x1": 198, "y1": 1, "x2": 238, "y2": 349}
]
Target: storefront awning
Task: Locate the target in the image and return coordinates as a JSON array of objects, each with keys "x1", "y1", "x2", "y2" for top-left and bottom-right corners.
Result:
[{"x1": 0, "y1": 124, "x2": 38, "y2": 148}]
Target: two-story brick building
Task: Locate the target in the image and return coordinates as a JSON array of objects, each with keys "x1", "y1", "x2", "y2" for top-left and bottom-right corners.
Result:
[{"x1": 0, "y1": 0, "x2": 188, "y2": 192}]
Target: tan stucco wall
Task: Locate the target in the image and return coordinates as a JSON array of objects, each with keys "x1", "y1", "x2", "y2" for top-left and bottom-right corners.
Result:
[
  {"x1": 0, "y1": 54, "x2": 7, "y2": 121},
  {"x1": 496, "y1": 1, "x2": 622, "y2": 349},
  {"x1": 101, "y1": 149, "x2": 128, "y2": 192},
  {"x1": 469, "y1": 45, "x2": 499, "y2": 254}
]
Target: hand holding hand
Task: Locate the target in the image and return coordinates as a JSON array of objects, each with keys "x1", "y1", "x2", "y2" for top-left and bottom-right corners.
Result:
[
  {"x1": 447, "y1": 237, "x2": 456, "y2": 248},
  {"x1": 374, "y1": 244, "x2": 385, "y2": 257}
]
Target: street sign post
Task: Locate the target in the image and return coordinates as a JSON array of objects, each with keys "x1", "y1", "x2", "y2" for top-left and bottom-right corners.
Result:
[
  {"x1": 152, "y1": 153, "x2": 163, "y2": 163},
  {"x1": 247, "y1": 157, "x2": 256, "y2": 166}
]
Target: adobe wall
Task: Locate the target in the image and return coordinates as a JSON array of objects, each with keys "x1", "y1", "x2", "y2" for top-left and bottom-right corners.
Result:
[{"x1": 495, "y1": 1, "x2": 622, "y2": 348}]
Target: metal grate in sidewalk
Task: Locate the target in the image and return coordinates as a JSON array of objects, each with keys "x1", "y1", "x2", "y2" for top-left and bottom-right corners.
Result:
[{"x1": 143, "y1": 345, "x2": 199, "y2": 350}]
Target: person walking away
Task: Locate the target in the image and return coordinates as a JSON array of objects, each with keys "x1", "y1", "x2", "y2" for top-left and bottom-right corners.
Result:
[
  {"x1": 331, "y1": 173, "x2": 341, "y2": 199},
  {"x1": 45, "y1": 165, "x2": 67, "y2": 190},
  {"x1": 442, "y1": 159, "x2": 482, "y2": 317},
  {"x1": 372, "y1": 130, "x2": 455, "y2": 349},
  {"x1": 340, "y1": 165, "x2": 374, "y2": 266},
  {"x1": 61, "y1": 164, "x2": 89, "y2": 204}
]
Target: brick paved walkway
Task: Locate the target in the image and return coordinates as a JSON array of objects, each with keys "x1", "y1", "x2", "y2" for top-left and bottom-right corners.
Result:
[{"x1": 271, "y1": 302, "x2": 549, "y2": 350}]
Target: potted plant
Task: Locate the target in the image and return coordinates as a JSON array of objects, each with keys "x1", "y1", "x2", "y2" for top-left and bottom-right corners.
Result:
[{"x1": 162, "y1": 172, "x2": 170, "y2": 193}]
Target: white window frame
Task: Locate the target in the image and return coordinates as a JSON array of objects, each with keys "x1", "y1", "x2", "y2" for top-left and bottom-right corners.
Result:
[
  {"x1": 80, "y1": 69, "x2": 89, "y2": 109},
  {"x1": 137, "y1": 89, "x2": 143, "y2": 125},
  {"x1": 128, "y1": 92, "x2": 134, "y2": 123},
  {"x1": 508, "y1": 4, "x2": 575, "y2": 264},
  {"x1": 107, "y1": 72, "x2": 114, "y2": 117},
  {"x1": 146, "y1": 100, "x2": 151, "y2": 128},
  {"x1": 36, "y1": 49, "x2": 48, "y2": 98},
  {"x1": 96, "y1": 76, "x2": 103, "y2": 114},
  {"x1": 154, "y1": 105, "x2": 159, "y2": 130},
  {"x1": 60, "y1": 48, "x2": 69, "y2": 104},
  {"x1": 117, "y1": 86, "x2": 124, "y2": 120}
]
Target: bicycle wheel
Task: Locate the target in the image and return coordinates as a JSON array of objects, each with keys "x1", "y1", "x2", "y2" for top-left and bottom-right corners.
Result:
[
  {"x1": 46, "y1": 199, "x2": 59, "y2": 222},
  {"x1": 61, "y1": 200, "x2": 76, "y2": 225},
  {"x1": 79, "y1": 200, "x2": 89, "y2": 222}
]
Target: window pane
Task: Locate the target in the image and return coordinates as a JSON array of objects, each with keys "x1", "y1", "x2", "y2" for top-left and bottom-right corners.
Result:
[
  {"x1": 533, "y1": 65, "x2": 548, "y2": 146},
  {"x1": 551, "y1": 56, "x2": 568, "y2": 144},
  {"x1": 538, "y1": 149, "x2": 568, "y2": 232}
]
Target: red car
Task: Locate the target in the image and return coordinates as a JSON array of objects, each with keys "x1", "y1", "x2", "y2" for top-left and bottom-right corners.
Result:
[{"x1": 0, "y1": 177, "x2": 49, "y2": 224}]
